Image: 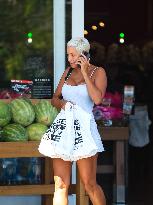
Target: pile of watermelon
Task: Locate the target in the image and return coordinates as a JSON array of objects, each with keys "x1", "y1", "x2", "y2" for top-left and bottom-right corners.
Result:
[{"x1": 0, "y1": 99, "x2": 59, "y2": 142}]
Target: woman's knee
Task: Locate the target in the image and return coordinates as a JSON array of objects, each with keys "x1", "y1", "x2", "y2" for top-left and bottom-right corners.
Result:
[
  {"x1": 82, "y1": 178, "x2": 97, "y2": 193},
  {"x1": 54, "y1": 176, "x2": 70, "y2": 192}
]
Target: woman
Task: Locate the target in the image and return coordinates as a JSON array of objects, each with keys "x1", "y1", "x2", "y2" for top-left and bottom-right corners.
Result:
[{"x1": 39, "y1": 37, "x2": 107, "y2": 205}]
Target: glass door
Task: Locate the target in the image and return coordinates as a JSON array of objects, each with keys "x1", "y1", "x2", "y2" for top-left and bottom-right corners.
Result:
[{"x1": 0, "y1": 0, "x2": 53, "y2": 98}]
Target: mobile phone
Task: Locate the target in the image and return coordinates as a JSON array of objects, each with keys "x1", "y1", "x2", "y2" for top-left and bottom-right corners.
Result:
[{"x1": 77, "y1": 51, "x2": 90, "y2": 68}]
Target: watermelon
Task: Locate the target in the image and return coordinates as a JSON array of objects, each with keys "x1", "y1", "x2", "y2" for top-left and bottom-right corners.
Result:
[
  {"x1": 34, "y1": 100, "x2": 58, "y2": 126},
  {"x1": 0, "y1": 101, "x2": 11, "y2": 127},
  {"x1": 1, "y1": 123, "x2": 28, "y2": 142},
  {"x1": 10, "y1": 98, "x2": 35, "y2": 126},
  {"x1": 26, "y1": 123, "x2": 48, "y2": 141}
]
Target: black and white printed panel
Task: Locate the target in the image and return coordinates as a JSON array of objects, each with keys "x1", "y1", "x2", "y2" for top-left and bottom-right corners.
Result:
[{"x1": 43, "y1": 118, "x2": 66, "y2": 142}]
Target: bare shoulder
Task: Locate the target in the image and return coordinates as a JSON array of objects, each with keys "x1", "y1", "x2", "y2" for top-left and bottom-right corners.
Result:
[
  {"x1": 94, "y1": 67, "x2": 107, "y2": 95},
  {"x1": 92, "y1": 66, "x2": 107, "y2": 80},
  {"x1": 96, "y1": 66, "x2": 106, "y2": 75},
  {"x1": 59, "y1": 67, "x2": 72, "y2": 82}
]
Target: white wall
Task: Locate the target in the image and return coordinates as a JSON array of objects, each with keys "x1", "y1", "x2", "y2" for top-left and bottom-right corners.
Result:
[
  {"x1": 53, "y1": 0, "x2": 66, "y2": 90},
  {"x1": 72, "y1": 0, "x2": 84, "y2": 37}
]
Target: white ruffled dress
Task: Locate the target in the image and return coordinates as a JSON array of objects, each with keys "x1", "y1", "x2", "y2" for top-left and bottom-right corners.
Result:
[{"x1": 38, "y1": 83, "x2": 104, "y2": 161}]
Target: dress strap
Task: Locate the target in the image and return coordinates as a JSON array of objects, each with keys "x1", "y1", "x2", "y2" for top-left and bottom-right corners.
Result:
[
  {"x1": 90, "y1": 67, "x2": 98, "y2": 79},
  {"x1": 65, "y1": 67, "x2": 73, "y2": 82}
]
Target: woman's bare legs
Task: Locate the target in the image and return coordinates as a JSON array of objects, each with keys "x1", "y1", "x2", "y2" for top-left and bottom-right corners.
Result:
[
  {"x1": 77, "y1": 154, "x2": 106, "y2": 205},
  {"x1": 52, "y1": 159, "x2": 72, "y2": 205}
]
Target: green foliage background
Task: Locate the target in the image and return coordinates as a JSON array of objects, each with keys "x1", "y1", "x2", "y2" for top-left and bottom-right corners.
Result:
[{"x1": 0, "y1": 0, "x2": 53, "y2": 80}]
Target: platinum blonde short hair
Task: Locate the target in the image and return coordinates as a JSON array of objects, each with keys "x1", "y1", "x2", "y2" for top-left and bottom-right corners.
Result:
[{"x1": 67, "y1": 37, "x2": 90, "y2": 54}]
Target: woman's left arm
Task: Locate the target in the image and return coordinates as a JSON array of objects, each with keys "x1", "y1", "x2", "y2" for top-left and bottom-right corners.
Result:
[{"x1": 83, "y1": 68, "x2": 107, "y2": 105}]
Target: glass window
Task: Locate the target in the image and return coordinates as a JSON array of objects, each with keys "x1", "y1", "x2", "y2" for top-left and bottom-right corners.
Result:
[{"x1": 0, "y1": 0, "x2": 53, "y2": 98}]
